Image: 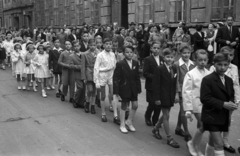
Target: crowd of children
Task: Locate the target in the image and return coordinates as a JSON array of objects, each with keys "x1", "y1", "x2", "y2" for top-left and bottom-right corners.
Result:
[{"x1": 0, "y1": 29, "x2": 239, "y2": 156}]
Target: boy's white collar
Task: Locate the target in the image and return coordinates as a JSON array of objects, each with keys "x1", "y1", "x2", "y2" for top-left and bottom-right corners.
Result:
[{"x1": 179, "y1": 57, "x2": 194, "y2": 66}]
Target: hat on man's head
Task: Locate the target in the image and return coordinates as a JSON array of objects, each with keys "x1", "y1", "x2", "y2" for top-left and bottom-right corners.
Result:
[{"x1": 129, "y1": 22, "x2": 136, "y2": 26}]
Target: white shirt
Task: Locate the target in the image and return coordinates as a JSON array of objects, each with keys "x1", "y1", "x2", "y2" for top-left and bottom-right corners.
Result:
[
  {"x1": 198, "y1": 32, "x2": 202, "y2": 37},
  {"x1": 179, "y1": 57, "x2": 194, "y2": 71},
  {"x1": 164, "y1": 63, "x2": 171, "y2": 72},
  {"x1": 153, "y1": 55, "x2": 160, "y2": 66},
  {"x1": 53, "y1": 47, "x2": 63, "y2": 52},
  {"x1": 126, "y1": 59, "x2": 132, "y2": 69},
  {"x1": 219, "y1": 75, "x2": 225, "y2": 86}
]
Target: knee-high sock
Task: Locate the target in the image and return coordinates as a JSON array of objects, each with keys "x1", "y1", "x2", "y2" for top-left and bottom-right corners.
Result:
[
  {"x1": 205, "y1": 143, "x2": 214, "y2": 156},
  {"x1": 214, "y1": 150, "x2": 225, "y2": 156}
]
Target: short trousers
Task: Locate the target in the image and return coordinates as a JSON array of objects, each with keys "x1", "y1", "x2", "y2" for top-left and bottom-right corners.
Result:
[
  {"x1": 98, "y1": 71, "x2": 113, "y2": 86},
  {"x1": 87, "y1": 81, "x2": 96, "y2": 92},
  {"x1": 203, "y1": 122, "x2": 229, "y2": 132},
  {"x1": 27, "y1": 74, "x2": 35, "y2": 81},
  {"x1": 120, "y1": 91, "x2": 138, "y2": 103}
]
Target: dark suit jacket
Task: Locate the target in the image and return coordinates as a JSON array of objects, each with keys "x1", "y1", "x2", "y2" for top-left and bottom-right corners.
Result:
[
  {"x1": 143, "y1": 55, "x2": 164, "y2": 91},
  {"x1": 200, "y1": 72, "x2": 234, "y2": 125},
  {"x1": 49, "y1": 49, "x2": 63, "y2": 74},
  {"x1": 80, "y1": 41, "x2": 89, "y2": 52},
  {"x1": 113, "y1": 59, "x2": 141, "y2": 98},
  {"x1": 193, "y1": 31, "x2": 205, "y2": 51},
  {"x1": 69, "y1": 53, "x2": 82, "y2": 80},
  {"x1": 116, "y1": 35, "x2": 125, "y2": 52},
  {"x1": 81, "y1": 50, "x2": 98, "y2": 81},
  {"x1": 68, "y1": 34, "x2": 77, "y2": 43},
  {"x1": 40, "y1": 33, "x2": 46, "y2": 42},
  {"x1": 153, "y1": 64, "x2": 177, "y2": 107},
  {"x1": 216, "y1": 25, "x2": 240, "y2": 48}
]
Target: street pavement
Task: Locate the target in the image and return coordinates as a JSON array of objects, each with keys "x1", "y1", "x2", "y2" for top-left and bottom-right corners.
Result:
[{"x1": 0, "y1": 68, "x2": 239, "y2": 156}]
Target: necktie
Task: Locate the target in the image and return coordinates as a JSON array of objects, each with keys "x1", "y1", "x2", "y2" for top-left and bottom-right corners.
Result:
[
  {"x1": 229, "y1": 26, "x2": 232, "y2": 38},
  {"x1": 169, "y1": 66, "x2": 174, "y2": 78},
  {"x1": 220, "y1": 76, "x2": 225, "y2": 86}
]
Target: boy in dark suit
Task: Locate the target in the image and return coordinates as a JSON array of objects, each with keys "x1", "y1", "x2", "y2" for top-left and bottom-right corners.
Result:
[
  {"x1": 69, "y1": 41, "x2": 85, "y2": 108},
  {"x1": 113, "y1": 45, "x2": 141, "y2": 133},
  {"x1": 151, "y1": 48, "x2": 180, "y2": 148},
  {"x1": 49, "y1": 39, "x2": 63, "y2": 97},
  {"x1": 200, "y1": 53, "x2": 238, "y2": 156},
  {"x1": 80, "y1": 31, "x2": 89, "y2": 52},
  {"x1": 143, "y1": 41, "x2": 164, "y2": 126}
]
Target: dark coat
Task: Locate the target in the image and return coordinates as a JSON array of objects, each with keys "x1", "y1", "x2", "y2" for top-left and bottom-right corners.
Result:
[
  {"x1": 69, "y1": 53, "x2": 82, "y2": 80},
  {"x1": 193, "y1": 31, "x2": 205, "y2": 51},
  {"x1": 49, "y1": 49, "x2": 63, "y2": 74},
  {"x1": 80, "y1": 41, "x2": 89, "y2": 52},
  {"x1": 113, "y1": 59, "x2": 141, "y2": 99},
  {"x1": 116, "y1": 35, "x2": 125, "y2": 52},
  {"x1": 143, "y1": 55, "x2": 164, "y2": 91},
  {"x1": 200, "y1": 72, "x2": 234, "y2": 125},
  {"x1": 68, "y1": 34, "x2": 77, "y2": 43},
  {"x1": 215, "y1": 25, "x2": 240, "y2": 48},
  {"x1": 153, "y1": 64, "x2": 177, "y2": 107},
  {"x1": 81, "y1": 51, "x2": 98, "y2": 81},
  {"x1": 0, "y1": 46, "x2": 6, "y2": 60}
]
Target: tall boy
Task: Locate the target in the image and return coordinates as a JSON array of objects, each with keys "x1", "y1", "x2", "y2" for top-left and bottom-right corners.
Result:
[
  {"x1": 69, "y1": 41, "x2": 85, "y2": 108},
  {"x1": 113, "y1": 45, "x2": 141, "y2": 133},
  {"x1": 94, "y1": 38, "x2": 120, "y2": 124},
  {"x1": 201, "y1": 53, "x2": 237, "y2": 156},
  {"x1": 174, "y1": 44, "x2": 195, "y2": 142},
  {"x1": 80, "y1": 31, "x2": 89, "y2": 52},
  {"x1": 143, "y1": 41, "x2": 164, "y2": 126},
  {"x1": 152, "y1": 48, "x2": 180, "y2": 148}
]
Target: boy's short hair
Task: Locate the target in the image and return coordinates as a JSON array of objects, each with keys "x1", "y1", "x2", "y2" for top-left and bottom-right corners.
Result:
[
  {"x1": 220, "y1": 46, "x2": 234, "y2": 53},
  {"x1": 72, "y1": 40, "x2": 79, "y2": 46},
  {"x1": 162, "y1": 48, "x2": 175, "y2": 56},
  {"x1": 179, "y1": 44, "x2": 192, "y2": 53},
  {"x1": 54, "y1": 38, "x2": 60, "y2": 43},
  {"x1": 103, "y1": 38, "x2": 112, "y2": 44},
  {"x1": 88, "y1": 38, "x2": 96, "y2": 45},
  {"x1": 96, "y1": 38, "x2": 102, "y2": 43},
  {"x1": 65, "y1": 40, "x2": 72, "y2": 45},
  {"x1": 82, "y1": 31, "x2": 89, "y2": 36},
  {"x1": 213, "y1": 53, "x2": 230, "y2": 63},
  {"x1": 151, "y1": 41, "x2": 161, "y2": 48},
  {"x1": 195, "y1": 49, "x2": 208, "y2": 59},
  {"x1": 123, "y1": 45, "x2": 134, "y2": 52}
]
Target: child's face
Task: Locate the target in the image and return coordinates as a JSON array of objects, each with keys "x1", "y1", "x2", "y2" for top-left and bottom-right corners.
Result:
[
  {"x1": 38, "y1": 46, "x2": 44, "y2": 53},
  {"x1": 223, "y1": 50, "x2": 234, "y2": 62},
  {"x1": 96, "y1": 40, "x2": 103, "y2": 49},
  {"x1": 54, "y1": 40, "x2": 60, "y2": 48},
  {"x1": 28, "y1": 46, "x2": 34, "y2": 53},
  {"x1": 124, "y1": 48, "x2": 133, "y2": 60},
  {"x1": 89, "y1": 42, "x2": 96, "y2": 52},
  {"x1": 214, "y1": 60, "x2": 229, "y2": 76},
  {"x1": 151, "y1": 44, "x2": 160, "y2": 56},
  {"x1": 181, "y1": 49, "x2": 191, "y2": 62},
  {"x1": 82, "y1": 34, "x2": 89, "y2": 42},
  {"x1": 65, "y1": 41, "x2": 72, "y2": 50},
  {"x1": 104, "y1": 41, "x2": 112, "y2": 52},
  {"x1": 112, "y1": 42, "x2": 118, "y2": 51},
  {"x1": 74, "y1": 43, "x2": 81, "y2": 52},
  {"x1": 196, "y1": 54, "x2": 208, "y2": 69},
  {"x1": 15, "y1": 45, "x2": 21, "y2": 51},
  {"x1": 6, "y1": 34, "x2": 12, "y2": 40},
  {"x1": 164, "y1": 54, "x2": 175, "y2": 66}
]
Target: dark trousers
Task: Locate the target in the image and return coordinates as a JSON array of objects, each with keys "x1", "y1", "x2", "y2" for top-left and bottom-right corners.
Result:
[
  {"x1": 145, "y1": 90, "x2": 161, "y2": 125},
  {"x1": 62, "y1": 68, "x2": 75, "y2": 98},
  {"x1": 74, "y1": 79, "x2": 85, "y2": 107}
]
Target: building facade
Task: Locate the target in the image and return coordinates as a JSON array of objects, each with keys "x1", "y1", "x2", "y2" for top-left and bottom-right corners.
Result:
[{"x1": 3, "y1": 0, "x2": 34, "y2": 29}]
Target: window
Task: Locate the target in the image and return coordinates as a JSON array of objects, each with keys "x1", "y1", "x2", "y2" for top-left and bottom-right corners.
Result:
[
  {"x1": 138, "y1": 0, "x2": 151, "y2": 24},
  {"x1": 53, "y1": 0, "x2": 58, "y2": 8},
  {"x1": 169, "y1": 0, "x2": 185, "y2": 22},
  {"x1": 211, "y1": 0, "x2": 235, "y2": 20},
  {"x1": 65, "y1": 0, "x2": 70, "y2": 6},
  {"x1": 45, "y1": 12, "x2": 49, "y2": 26},
  {"x1": 91, "y1": 2, "x2": 99, "y2": 24},
  {"x1": 44, "y1": 0, "x2": 48, "y2": 9}
]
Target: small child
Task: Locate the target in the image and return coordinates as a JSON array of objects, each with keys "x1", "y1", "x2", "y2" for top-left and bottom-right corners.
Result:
[
  {"x1": 23, "y1": 42, "x2": 37, "y2": 91},
  {"x1": 209, "y1": 46, "x2": 240, "y2": 154},
  {"x1": 81, "y1": 39, "x2": 99, "y2": 114},
  {"x1": 12, "y1": 43, "x2": 26, "y2": 90},
  {"x1": 3, "y1": 32, "x2": 14, "y2": 68},
  {"x1": 182, "y1": 49, "x2": 211, "y2": 155},
  {"x1": 152, "y1": 48, "x2": 179, "y2": 148},
  {"x1": 94, "y1": 38, "x2": 119, "y2": 123},
  {"x1": 33, "y1": 44, "x2": 50, "y2": 98},
  {"x1": 113, "y1": 45, "x2": 141, "y2": 133},
  {"x1": 174, "y1": 44, "x2": 195, "y2": 142},
  {"x1": 80, "y1": 31, "x2": 89, "y2": 52},
  {"x1": 96, "y1": 37, "x2": 103, "y2": 52},
  {"x1": 200, "y1": 53, "x2": 237, "y2": 156}
]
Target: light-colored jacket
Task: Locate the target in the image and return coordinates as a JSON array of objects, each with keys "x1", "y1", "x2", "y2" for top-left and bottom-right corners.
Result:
[{"x1": 182, "y1": 67, "x2": 211, "y2": 113}]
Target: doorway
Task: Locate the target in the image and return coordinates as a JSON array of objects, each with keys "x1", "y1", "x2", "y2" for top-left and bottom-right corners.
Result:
[{"x1": 121, "y1": 0, "x2": 128, "y2": 28}]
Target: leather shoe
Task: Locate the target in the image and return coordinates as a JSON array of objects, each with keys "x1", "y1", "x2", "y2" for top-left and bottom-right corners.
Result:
[
  {"x1": 91, "y1": 105, "x2": 96, "y2": 114},
  {"x1": 224, "y1": 146, "x2": 236, "y2": 153},
  {"x1": 119, "y1": 126, "x2": 128, "y2": 134},
  {"x1": 152, "y1": 128, "x2": 162, "y2": 140},
  {"x1": 72, "y1": 100, "x2": 79, "y2": 108},
  {"x1": 145, "y1": 118, "x2": 152, "y2": 126},
  {"x1": 184, "y1": 134, "x2": 192, "y2": 142},
  {"x1": 101, "y1": 115, "x2": 107, "y2": 122},
  {"x1": 187, "y1": 140, "x2": 197, "y2": 156},
  {"x1": 238, "y1": 147, "x2": 240, "y2": 153},
  {"x1": 69, "y1": 98, "x2": 73, "y2": 103},
  {"x1": 84, "y1": 102, "x2": 90, "y2": 113},
  {"x1": 175, "y1": 129, "x2": 185, "y2": 137},
  {"x1": 60, "y1": 94, "x2": 65, "y2": 101},
  {"x1": 113, "y1": 116, "x2": 120, "y2": 125}
]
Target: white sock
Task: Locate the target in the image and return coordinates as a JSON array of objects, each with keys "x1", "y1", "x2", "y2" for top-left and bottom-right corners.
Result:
[
  {"x1": 214, "y1": 150, "x2": 225, "y2": 156},
  {"x1": 205, "y1": 143, "x2": 214, "y2": 156}
]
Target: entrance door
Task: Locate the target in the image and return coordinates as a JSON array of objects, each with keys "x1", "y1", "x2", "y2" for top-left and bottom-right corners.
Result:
[{"x1": 121, "y1": 0, "x2": 128, "y2": 28}]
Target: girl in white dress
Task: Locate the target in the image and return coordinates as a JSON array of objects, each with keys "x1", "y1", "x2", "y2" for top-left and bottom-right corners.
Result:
[
  {"x1": 12, "y1": 43, "x2": 26, "y2": 90},
  {"x1": 33, "y1": 44, "x2": 50, "y2": 98},
  {"x1": 24, "y1": 42, "x2": 37, "y2": 91}
]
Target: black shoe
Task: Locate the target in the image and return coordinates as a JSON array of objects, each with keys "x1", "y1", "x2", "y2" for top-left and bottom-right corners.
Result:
[
  {"x1": 145, "y1": 118, "x2": 152, "y2": 126},
  {"x1": 238, "y1": 147, "x2": 240, "y2": 153},
  {"x1": 91, "y1": 105, "x2": 96, "y2": 114},
  {"x1": 72, "y1": 100, "x2": 79, "y2": 108},
  {"x1": 69, "y1": 98, "x2": 73, "y2": 103},
  {"x1": 184, "y1": 134, "x2": 192, "y2": 142},
  {"x1": 152, "y1": 128, "x2": 162, "y2": 140},
  {"x1": 56, "y1": 92, "x2": 60, "y2": 98},
  {"x1": 60, "y1": 94, "x2": 65, "y2": 101},
  {"x1": 84, "y1": 102, "x2": 89, "y2": 113},
  {"x1": 175, "y1": 129, "x2": 185, "y2": 137},
  {"x1": 113, "y1": 116, "x2": 120, "y2": 125},
  {"x1": 125, "y1": 111, "x2": 129, "y2": 120},
  {"x1": 101, "y1": 115, "x2": 107, "y2": 122},
  {"x1": 224, "y1": 146, "x2": 236, "y2": 153}
]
